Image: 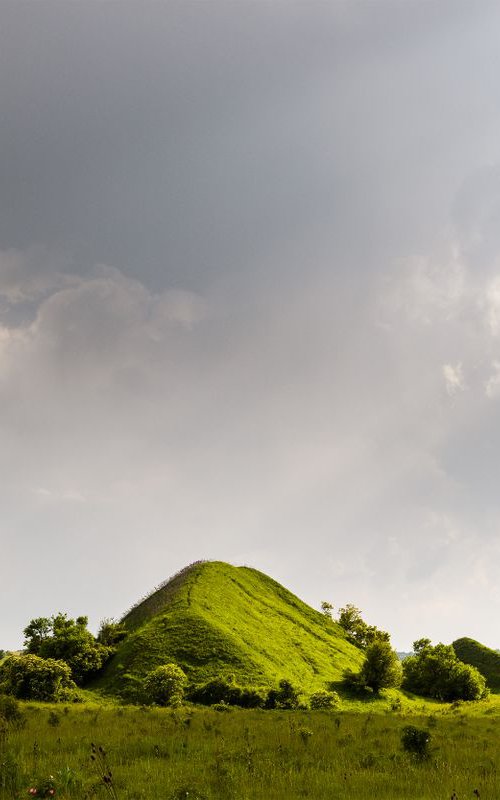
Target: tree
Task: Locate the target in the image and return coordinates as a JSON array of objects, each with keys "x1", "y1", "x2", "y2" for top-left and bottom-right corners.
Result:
[
  {"x1": 144, "y1": 663, "x2": 186, "y2": 706},
  {"x1": 359, "y1": 639, "x2": 402, "y2": 693},
  {"x1": 337, "y1": 604, "x2": 389, "y2": 649},
  {"x1": 23, "y1": 613, "x2": 112, "y2": 685},
  {"x1": 23, "y1": 618, "x2": 52, "y2": 653},
  {"x1": 403, "y1": 639, "x2": 487, "y2": 701},
  {"x1": 0, "y1": 654, "x2": 75, "y2": 701},
  {"x1": 320, "y1": 602, "x2": 333, "y2": 619}
]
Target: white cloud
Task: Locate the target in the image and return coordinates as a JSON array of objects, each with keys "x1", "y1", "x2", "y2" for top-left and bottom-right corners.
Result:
[
  {"x1": 442, "y1": 362, "x2": 465, "y2": 396},
  {"x1": 485, "y1": 360, "x2": 500, "y2": 397}
]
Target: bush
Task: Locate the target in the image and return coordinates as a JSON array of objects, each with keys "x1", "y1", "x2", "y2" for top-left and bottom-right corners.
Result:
[
  {"x1": 0, "y1": 655, "x2": 76, "y2": 701},
  {"x1": 401, "y1": 725, "x2": 431, "y2": 760},
  {"x1": 187, "y1": 678, "x2": 265, "y2": 708},
  {"x1": 0, "y1": 694, "x2": 24, "y2": 727},
  {"x1": 144, "y1": 663, "x2": 186, "y2": 706},
  {"x1": 403, "y1": 640, "x2": 487, "y2": 702},
  {"x1": 23, "y1": 613, "x2": 113, "y2": 685},
  {"x1": 265, "y1": 679, "x2": 300, "y2": 709},
  {"x1": 342, "y1": 669, "x2": 372, "y2": 695},
  {"x1": 309, "y1": 689, "x2": 340, "y2": 710},
  {"x1": 359, "y1": 640, "x2": 402, "y2": 693}
]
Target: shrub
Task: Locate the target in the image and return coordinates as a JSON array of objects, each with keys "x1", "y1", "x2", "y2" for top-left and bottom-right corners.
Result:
[
  {"x1": 403, "y1": 640, "x2": 487, "y2": 701},
  {"x1": 359, "y1": 640, "x2": 403, "y2": 693},
  {"x1": 265, "y1": 679, "x2": 300, "y2": 709},
  {"x1": 24, "y1": 613, "x2": 113, "y2": 685},
  {"x1": 0, "y1": 694, "x2": 24, "y2": 727},
  {"x1": 0, "y1": 655, "x2": 76, "y2": 702},
  {"x1": 401, "y1": 725, "x2": 431, "y2": 760},
  {"x1": 309, "y1": 689, "x2": 340, "y2": 710},
  {"x1": 342, "y1": 669, "x2": 372, "y2": 695},
  {"x1": 187, "y1": 678, "x2": 265, "y2": 708},
  {"x1": 144, "y1": 663, "x2": 186, "y2": 706}
]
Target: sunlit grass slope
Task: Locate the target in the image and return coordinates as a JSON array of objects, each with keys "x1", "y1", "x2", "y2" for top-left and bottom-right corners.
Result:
[
  {"x1": 98, "y1": 561, "x2": 364, "y2": 694},
  {"x1": 453, "y1": 637, "x2": 500, "y2": 689}
]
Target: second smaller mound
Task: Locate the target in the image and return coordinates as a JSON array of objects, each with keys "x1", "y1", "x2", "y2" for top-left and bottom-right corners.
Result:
[{"x1": 452, "y1": 637, "x2": 500, "y2": 690}]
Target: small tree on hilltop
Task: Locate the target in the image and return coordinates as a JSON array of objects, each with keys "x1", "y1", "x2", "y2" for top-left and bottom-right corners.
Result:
[
  {"x1": 320, "y1": 602, "x2": 333, "y2": 619},
  {"x1": 144, "y1": 664, "x2": 187, "y2": 706}
]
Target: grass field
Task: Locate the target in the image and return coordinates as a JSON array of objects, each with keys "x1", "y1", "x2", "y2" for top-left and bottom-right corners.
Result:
[{"x1": 3, "y1": 695, "x2": 500, "y2": 799}]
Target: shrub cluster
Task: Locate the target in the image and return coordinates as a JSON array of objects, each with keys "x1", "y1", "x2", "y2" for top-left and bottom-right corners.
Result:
[
  {"x1": 402, "y1": 639, "x2": 487, "y2": 702},
  {"x1": 186, "y1": 677, "x2": 266, "y2": 708},
  {"x1": 0, "y1": 654, "x2": 76, "y2": 702}
]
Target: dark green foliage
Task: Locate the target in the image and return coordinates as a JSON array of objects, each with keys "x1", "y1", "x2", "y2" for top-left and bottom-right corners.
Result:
[
  {"x1": 452, "y1": 637, "x2": 500, "y2": 690},
  {"x1": 336, "y1": 604, "x2": 390, "y2": 649},
  {"x1": 0, "y1": 694, "x2": 24, "y2": 727},
  {"x1": 309, "y1": 689, "x2": 340, "y2": 709},
  {"x1": 401, "y1": 725, "x2": 431, "y2": 759},
  {"x1": 144, "y1": 663, "x2": 187, "y2": 706},
  {"x1": 187, "y1": 677, "x2": 265, "y2": 708},
  {"x1": 24, "y1": 613, "x2": 112, "y2": 685},
  {"x1": 342, "y1": 668, "x2": 372, "y2": 694},
  {"x1": 359, "y1": 640, "x2": 403, "y2": 693},
  {"x1": 265, "y1": 679, "x2": 300, "y2": 709},
  {"x1": 403, "y1": 639, "x2": 487, "y2": 701},
  {"x1": 97, "y1": 618, "x2": 128, "y2": 648},
  {"x1": 0, "y1": 654, "x2": 76, "y2": 701}
]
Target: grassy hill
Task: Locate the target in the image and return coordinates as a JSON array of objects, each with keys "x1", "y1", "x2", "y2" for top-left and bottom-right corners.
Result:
[
  {"x1": 453, "y1": 637, "x2": 500, "y2": 690},
  {"x1": 97, "y1": 560, "x2": 364, "y2": 696}
]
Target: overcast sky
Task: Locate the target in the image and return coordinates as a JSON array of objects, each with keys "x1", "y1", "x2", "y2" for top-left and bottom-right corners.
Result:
[{"x1": 3, "y1": 1, "x2": 500, "y2": 651}]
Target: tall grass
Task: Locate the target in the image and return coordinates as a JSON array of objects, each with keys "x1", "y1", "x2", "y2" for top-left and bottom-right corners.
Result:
[{"x1": 1, "y1": 701, "x2": 499, "y2": 799}]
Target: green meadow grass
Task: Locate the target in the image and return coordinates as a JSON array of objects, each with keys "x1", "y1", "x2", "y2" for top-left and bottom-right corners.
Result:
[
  {"x1": 3, "y1": 695, "x2": 500, "y2": 799},
  {"x1": 97, "y1": 561, "x2": 364, "y2": 695}
]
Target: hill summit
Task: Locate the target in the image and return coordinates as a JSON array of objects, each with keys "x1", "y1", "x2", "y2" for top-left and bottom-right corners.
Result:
[
  {"x1": 98, "y1": 560, "x2": 364, "y2": 695},
  {"x1": 453, "y1": 637, "x2": 500, "y2": 690}
]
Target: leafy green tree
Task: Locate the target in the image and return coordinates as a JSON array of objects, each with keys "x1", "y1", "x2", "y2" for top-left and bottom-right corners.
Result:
[
  {"x1": 144, "y1": 663, "x2": 187, "y2": 706},
  {"x1": 23, "y1": 618, "x2": 52, "y2": 653},
  {"x1": 403, "y1": 640, "x2": 487, "y2": 701},
  {"x1": 23, "y1": 613, "x2": 112, "y2": 685},
  {"x1": 0, "y1": 654, "x2": 75, "y2": 701},
  {"x1": 359, "y1": 639, "x2": 403, "y2": 693},
  {"x1": 320, "y1": 602, "x2": 333, "y2": 618},
  {"x1": 336, "y1": 604, "x2": 389, "y2": 649}
]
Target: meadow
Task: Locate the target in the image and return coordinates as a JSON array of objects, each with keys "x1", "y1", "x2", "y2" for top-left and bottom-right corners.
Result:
[{"x1": 2, "y1": 695, "x2": 500, "y2": 800}]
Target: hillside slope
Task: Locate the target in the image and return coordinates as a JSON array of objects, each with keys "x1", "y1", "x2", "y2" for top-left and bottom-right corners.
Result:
[
  {"x1": 453, "y1": 637, "x2": 500, "y2": 690},
  {"x1": 98, "y1": 561, "x2": 364, "y2": 695}
]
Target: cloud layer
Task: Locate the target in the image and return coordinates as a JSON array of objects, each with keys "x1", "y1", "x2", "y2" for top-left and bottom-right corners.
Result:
[{"x1": 3, "y1": 2, "x2": 500, "y2": 651}]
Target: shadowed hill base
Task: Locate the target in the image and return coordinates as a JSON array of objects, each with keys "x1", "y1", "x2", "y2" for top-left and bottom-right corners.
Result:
[
  {"x1": 453, "y1": 637, "x2": 500, "y2": 690},
  {"x1": 96, "y1": 561, "x2": 364, "y2": 696}
]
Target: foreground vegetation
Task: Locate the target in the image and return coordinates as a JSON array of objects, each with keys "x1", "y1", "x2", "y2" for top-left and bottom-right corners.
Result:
[{"x1": 3, "y1": 697, "x2": 500, "y2": 799}]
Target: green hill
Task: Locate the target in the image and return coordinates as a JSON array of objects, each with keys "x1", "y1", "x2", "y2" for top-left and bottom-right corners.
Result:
[
  {"x1": 97, "y1": 560, "x2": 364, "y2": 696},
  {"x1": 453, "y1": 637, "x2": 500, "y2": 690}
]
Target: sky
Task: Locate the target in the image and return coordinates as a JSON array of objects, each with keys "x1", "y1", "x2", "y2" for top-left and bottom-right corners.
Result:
[{"x1": 3, "y1": 1, "x2": 500, "y2": 651}]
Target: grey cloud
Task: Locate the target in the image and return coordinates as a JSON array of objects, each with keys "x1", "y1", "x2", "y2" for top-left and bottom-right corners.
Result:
[{"x1": 4, "y1": 2, "x2": 500, "y2": 651}]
